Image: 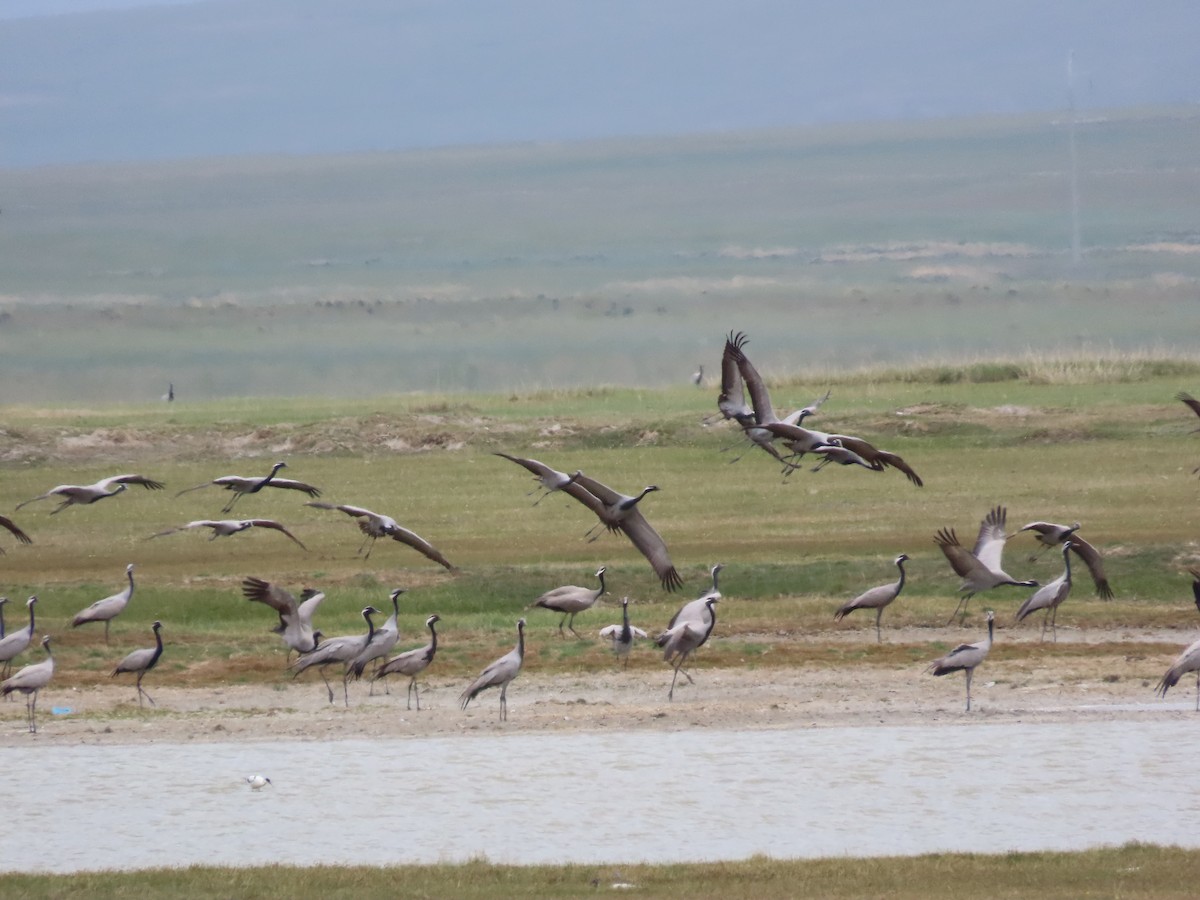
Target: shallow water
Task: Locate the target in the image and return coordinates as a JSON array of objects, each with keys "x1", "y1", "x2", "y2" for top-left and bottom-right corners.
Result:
[{"x1": 5, "y1": 719, "x2": 1196, "y2": 873}]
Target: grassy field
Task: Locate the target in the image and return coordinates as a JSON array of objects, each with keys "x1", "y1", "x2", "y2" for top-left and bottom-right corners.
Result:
[
  {"x1": 5, "y1": 844, "x2": 1199, "y2": 898},
  {"x1": 1, "y1": 356, "x2": 1199, "y2": 690}
]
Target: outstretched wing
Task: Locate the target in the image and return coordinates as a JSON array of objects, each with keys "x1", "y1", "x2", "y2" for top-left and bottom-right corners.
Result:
[
  {"x1": 934, "y1": 528, "x2": 980, "y2": 580},
  {"x1": 1177, "y1": 391, "x2": 1200, "y2": 419},
  {"x1": 619, "y1": 509, "x2": 683, "y2": 592},
  {"x1": 0, "y1": 515, "x2": 32, "y2": 545},
  {"x1": 247, "y1": 519, "x2": 309, "y2": 551},
  {"x1": 377, "y1": 521, "x2": 455, "y2": 571},
  {"x1": 103, "y1": 474, "x2": 165, "y2": 491},
  {"x1": 1067, "y1": 537, "x2": 1114, "y2": 599},
  {"x1": 263, "y1": 478, "x2": 321, "y2": 499},
  {"x1": 972, "y1": 506, "x2": 1008, "y2": 572}
]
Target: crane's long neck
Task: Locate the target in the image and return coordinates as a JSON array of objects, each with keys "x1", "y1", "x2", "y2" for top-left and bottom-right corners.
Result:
[
  {"x1": 150, "y1": 628, "x2": 164, "y2": 664},
  {"x1": 28, "y1": 603, "x2": 35, "y2": 634},
  {"x1": 622, "y1": 487, "x2": 655, "y2": 511},
  {"x1": 595, "y1": 569, "x2": 607, "y2": 598},
  {"x1": 1062, "y1": 545, "x2": 1073, "y2": 580},
  {"x1": 0, "y1": 605, "x2": 6, "y2": 640},
  {"x1": 127, "y1": 568, "x2": 135, "y2": 596},
  {"x1": 516, "y1": 624, "x2": 525, "y2": 659},
  {"x1": 711, "y1": 567, "x2": 721, "y2": 594},
  {"x1": 364, "y1": 611, "x2": 376, "y2": 640},
  {"x1": 986, "y1": 616, "x2": 994, "y2": 647},
  {"x1": 895, "y1": 559, "x2": 907, "y2": 591},
  {"x1": 428, "y1": 621, "x2": 438, "y2": 652},
  {"x1": 620, "y1": 601, "x2": 631, "y2": 641}
]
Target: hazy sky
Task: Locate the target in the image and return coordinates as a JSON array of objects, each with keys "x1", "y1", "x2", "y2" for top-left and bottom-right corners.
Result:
[{"x1": 3, "y1": 0, "x2": 1197, "y2": 166}]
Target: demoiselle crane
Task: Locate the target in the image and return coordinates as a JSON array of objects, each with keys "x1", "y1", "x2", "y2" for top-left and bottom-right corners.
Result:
[
  {"x1": 460, "y1": 618, "x2": 525, "y2": 721},
  {"x1": 71, "y1": 563, "x2": 136, "y2": 644},
  {"x1": 16, "y1": 474, "x2": 164, "y2": 514},
  {"x1": 935, "y1": 506, "x2": 1037, "y2": 624},
  {"x1": 112, "y1": 620, "x2": 164, "y2": 707},
  {"x1": 927, "y1": 610, "x2": 994, "y2": 711}
]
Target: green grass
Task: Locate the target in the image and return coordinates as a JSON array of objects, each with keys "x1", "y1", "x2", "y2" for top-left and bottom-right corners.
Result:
[
  {"x1": 4, "y1": 844, "x2": 1198, "y2": 899},
  {"x1": 1, "y1": 365, "x2": 1199, "y2": 690}
]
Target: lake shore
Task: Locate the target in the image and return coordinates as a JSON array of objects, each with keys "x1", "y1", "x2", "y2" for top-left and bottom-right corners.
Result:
[{"x1": 4, "y1": 623, "x2": 1188, "y2": 747}]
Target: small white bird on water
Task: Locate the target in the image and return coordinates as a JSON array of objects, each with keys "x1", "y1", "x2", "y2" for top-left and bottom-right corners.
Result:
[{"x1": 246, "y1": 774, "x2": 272, "y2": 790}]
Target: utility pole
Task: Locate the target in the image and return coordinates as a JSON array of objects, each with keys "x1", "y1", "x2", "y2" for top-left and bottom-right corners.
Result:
[{"x1": 1067, "y1": 49, "x2": 1082, "y2": 265}]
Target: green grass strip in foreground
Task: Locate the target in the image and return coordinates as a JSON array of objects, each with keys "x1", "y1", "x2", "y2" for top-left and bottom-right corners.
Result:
[{"x1": 3, "y1": 844, "x2": 1197, "y2": 899}]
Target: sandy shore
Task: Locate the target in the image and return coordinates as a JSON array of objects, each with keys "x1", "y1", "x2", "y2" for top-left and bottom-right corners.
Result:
[{"x1": 1, "y1": 624, "x2": 1189, "y2": 747}]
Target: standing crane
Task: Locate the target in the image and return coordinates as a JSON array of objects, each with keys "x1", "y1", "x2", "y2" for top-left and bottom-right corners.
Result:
[
  {"x1": 1, "y1": 635, "x2": 54, "y2": 733},
  {"x1": 373, "y1": 614, "x2": 440, "y2": 710},
  {"x1": 16, "y1": 474, "x2": 164, "y2": 514},
  {"x1": 927, "y1": 610, "x2": 995, "y2": 711},
  {"x1": 656, "y1": 597, "x2": 719, "y2": 701},
  {"x1": 1014, "y1": 542, "x2": 1074, "y2": 642},
  {"x1": 0, "y1": 596, "x2": 37, "y2": 680},
  {"x1": 935, "y1": 506, "x2": 1037, "y2": 624},
  {"x1": 834, "y1": 554, "x2": 909, "y2": 643},
  {"x1": 598, "y1": 597, "x2": 648, "y2": 668},
  {"x1": 71, "y1": 563, "x2": 136, "y2": 644},
  {"x1": 529, "y1": 566, "x2": 607, "y2": 638},
  {"x1": 112, "y1": 620, "x2": 164, "y2": 708},
  {"x1": 348, "y1": 588, "x2": 405, "y2": 691},
  {"x1": 460, "y1": 618, "x2": 525, "y2": 721},
  {"x1": 290, "y1": 606, "x2": 381, "y2": 706}
]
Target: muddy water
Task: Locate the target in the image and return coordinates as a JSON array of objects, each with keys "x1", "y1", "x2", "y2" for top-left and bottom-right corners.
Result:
[{"x1": 5, "y1": 719, "x2": 1194, "y2": 873}]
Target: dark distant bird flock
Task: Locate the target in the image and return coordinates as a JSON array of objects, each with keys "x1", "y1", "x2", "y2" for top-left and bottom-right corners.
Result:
[{"x1": 1, "y1": 330, "x2": 1199, "y2": 730}]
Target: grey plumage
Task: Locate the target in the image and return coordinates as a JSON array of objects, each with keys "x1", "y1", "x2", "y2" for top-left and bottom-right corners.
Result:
[
  {"x1": 656, "y1": 597, "x2": 719, "y2": 701},
  {"x1": 1155, "y1": 569, "x2": 1200, "y2": 710},
  {"x1": 150, "y1": 518, "x2": 308, "y2": 551},
  {"x1": 0, "y1": 596, "x2": 37, "y2": 680},
  {"x1": 566, "y1": 473, "x2": 683, "y2": 592},
  {"x1": 598, "y1": 597, "x2": 648, "y2": 667},
  {"x1": 1, "y1": 635, "x2": 54, "y2": 733},
  {"x1": 834, "y1": 553, "x2": 909, "y2": 643},
  {"x1": 290, "y1": 606, "x2": 381, "y2": 706},
  {"x1": 927, "y1": 610, "x2": 994, "y2": 711},
  {"x1": 460, "y1": 618, "x2": 525, "y2": 720},
  {"x1": 175, "y1": 461, "x2": 320, "y2": 513},
  {"x1": 1014, "y1": 542, "x2": 1074, "y2": 642},
  {"x1": 1016, "y1": 520, "x2": 1113, "y2": 599},
  {"x1": 348, "y1": 588, "x2": 405, "y2": 690},
  {"x1": 112, "y1": 620, "x2": 164, "y2": 707},
  {"x1": 242, "y1": 576, "x2": 325, "y2": 659},
  {"x1": 935, "y1": 506, "x2": 1037, "y2": 624},
  {"x1": 493, "y1": 452, "x2": 583, "y2": 506},
  {"x1": 71, "y1": 563, "x2": 135, "y2": 644},
  {"x1": 374, "y1": 614, "x2": 440, "y2": 710},
  {"x1": 305, "y1": 502, "x2": 454, "y2": 568},
  {"x1": 16, "y1": 473, "x2": 164, "y2": 514},
  {"x1": 529, "y1": 566, "x2": 607, "y2": 638}
]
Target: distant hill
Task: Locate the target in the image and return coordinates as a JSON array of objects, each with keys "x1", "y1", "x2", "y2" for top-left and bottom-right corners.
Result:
[{"x1": 2, "y1": 0, "x2": 1197, "y2": 167}]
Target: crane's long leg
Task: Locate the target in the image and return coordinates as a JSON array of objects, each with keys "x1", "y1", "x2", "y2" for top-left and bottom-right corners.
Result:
[
  {"x1": 137, "y1": 673, "x2": 156, "y2": 708},
  {"x1": 1194, "y1": 671, "x2": 1199, "y2": 712},
  {"x1": 875, "y1": 608, "x2": 883, "y2": 644},
  {"x1": 947, "y1": 595, "x2": 971, "y2": 627},
  {"x1": 28, "y1": 691, "x2": 37, "y2": 733},
  {"x1": 965, "y1": 668, "x2": 973, "y2": 712},
  {"x1": 319, "y1": 668, "x2": 334, "y2": 703},
  {"x1": 567, "y1": 613, "x2": 581, "y2": 639},
  {"x1": 499, "y1": 684, "x2": 508, "y2": 721}
]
